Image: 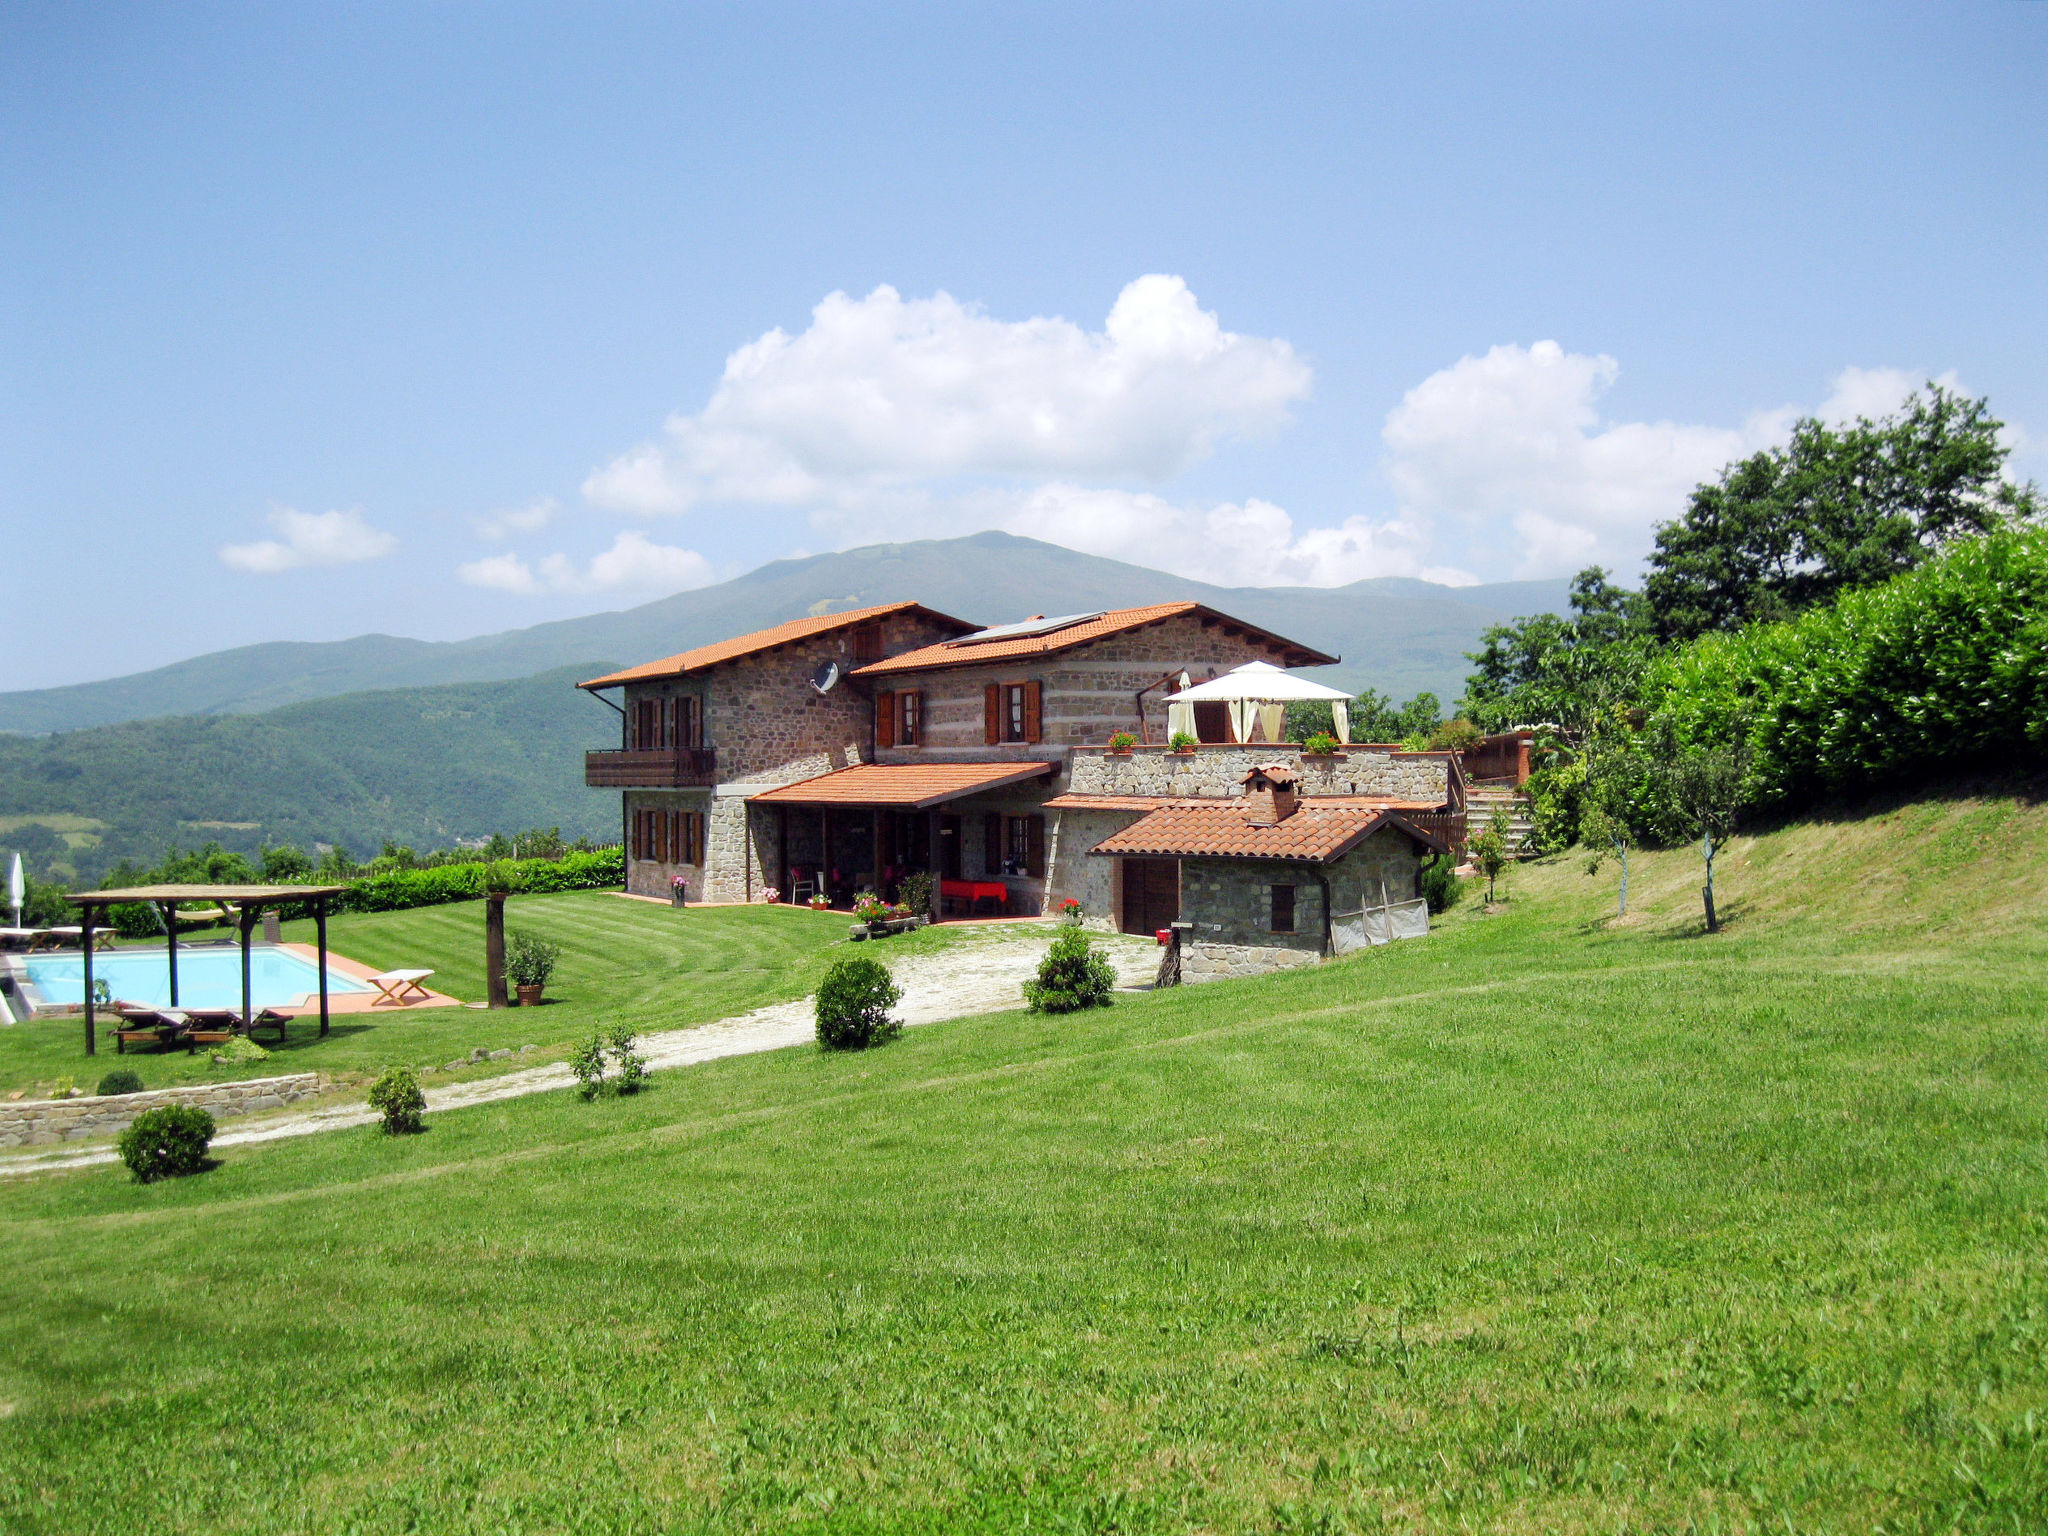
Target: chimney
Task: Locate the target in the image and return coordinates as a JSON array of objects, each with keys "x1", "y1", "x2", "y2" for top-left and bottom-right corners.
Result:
[{"x1": 1241, "y1": 763, "x2": 1300, "y2": 826}]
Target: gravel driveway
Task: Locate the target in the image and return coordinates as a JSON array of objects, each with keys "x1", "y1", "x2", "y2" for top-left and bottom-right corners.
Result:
[{"x1": 2, "y1": 925, "x2": 1160, "y2": 1178}]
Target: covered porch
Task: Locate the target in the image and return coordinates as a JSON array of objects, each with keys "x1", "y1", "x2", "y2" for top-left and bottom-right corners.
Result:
[{"x1": 750, "y1": 761, "x2": 1055, "y2": 919}]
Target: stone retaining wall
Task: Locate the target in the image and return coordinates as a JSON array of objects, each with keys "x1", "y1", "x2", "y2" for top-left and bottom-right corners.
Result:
[
  {"x1": 1182, "y1": 942, "x2": 1322, "y2": 982},
  {"x1": 0, "y1": 1073, "x2": 322, "y2": 1148},
  {"x1": 1069, "y1": 746, "x2": 1453, "y2": 803}
]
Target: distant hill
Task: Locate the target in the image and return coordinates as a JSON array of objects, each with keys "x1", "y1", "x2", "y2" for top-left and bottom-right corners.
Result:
[
  {"x1": 0, "y1": 666, "x2": 623, "y2": 884},
  {"x1": 0, "y1": 533, "x2": 1571, "y2": 734}
]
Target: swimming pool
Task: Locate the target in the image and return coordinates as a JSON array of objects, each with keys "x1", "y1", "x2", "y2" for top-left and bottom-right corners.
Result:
[{"x1": 23, "y1": 945, "x2": 373, "y2": 1011}]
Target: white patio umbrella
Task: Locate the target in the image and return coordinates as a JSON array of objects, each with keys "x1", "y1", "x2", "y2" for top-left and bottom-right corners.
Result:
[
  {"x1": 7, "y1": 851, "x2": 21, "y2": 928},
  {"x1": 1165, "y1": 660, "x2": 1353, "y2": 744}
]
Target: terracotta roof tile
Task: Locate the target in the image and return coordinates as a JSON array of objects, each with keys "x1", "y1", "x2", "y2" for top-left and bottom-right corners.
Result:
[
  {"x1": 849, "y1": 601, "x2": 1337, "y2": 677},
  {"x1": 749, "y1": 761, "x2": 1055, "y2": 808},
  {"x1": 1088, "y1": 803, "x2": 1449, "y2": 863},
  {"x1": 579, "y1": 601, "x2": 976, "y2": 689}
]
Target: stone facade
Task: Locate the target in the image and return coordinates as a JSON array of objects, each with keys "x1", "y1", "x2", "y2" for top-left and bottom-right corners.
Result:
[
  {"x1": 0, "y1": 1072, "x2": 322, "y2": 1148},
  {"x1": 886, "y1": 613, "x2": 1305, "y2": 751},
  {"x1": 1068, "y1": 745, "x2": 1454, "y2": 804}
]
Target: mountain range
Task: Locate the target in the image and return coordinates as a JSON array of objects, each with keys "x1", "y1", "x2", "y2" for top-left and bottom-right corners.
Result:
[
  {"x1": 0, "y1": 533, "x2": 1568, "y2": 735},
  {"x1": 0, "y1": 534, "x2": 1572, "y2": 883}
]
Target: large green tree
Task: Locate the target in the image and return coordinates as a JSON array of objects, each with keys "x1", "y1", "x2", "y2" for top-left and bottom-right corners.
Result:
[
  {"x1": 1644, "y1": 385, "x2": 2039, "y2": 641},
  {"x1": 1459, "y1": 567, "x2": 1653, "y2": 742}
]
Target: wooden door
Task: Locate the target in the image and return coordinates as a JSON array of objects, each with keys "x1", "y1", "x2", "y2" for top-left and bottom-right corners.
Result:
[
  {"x1": 939, "y1": 815, "x2": 963, "y2": 879},
  {"x1": 1119, "y1": 858, "x2": 1180, "y2": 935}
]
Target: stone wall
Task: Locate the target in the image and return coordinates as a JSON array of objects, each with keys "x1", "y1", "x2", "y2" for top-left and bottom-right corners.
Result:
[
  {"x1": 885, "y1": 613, "x2": 1306, "y2": 751},
  {"x1": 1046, "y1": 808, "x2": 1144, "y2": 930},
  {"x1": 1180, "y1": 857, "x2": 1329, "y2": 954},
  {"x1": 1069, "y1": 745, "x2": 1453, "y2": 804},
  {"x1": 1182, "y1": 942, "x2": 1322, "y2": 983},
  {"x1": 0, "y1": 1072, "x2": 322, "y2": 1148},
  {"x1": 624, "y1": 788, "x2": 715, "y2": 899}
]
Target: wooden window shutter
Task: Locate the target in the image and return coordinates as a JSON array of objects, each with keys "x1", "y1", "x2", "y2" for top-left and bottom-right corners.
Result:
[
  {"x1": 876, "y1": 689, "x2": 896, "y2": 748},
  {"x1": 1026, "y1": 813, "x2": 1046, "y2": 877},
  {"x1": 984, "y1": 683, "x2": 1001, "y2": 745},
  {"x1": 693, "y1": 812, "x2": 707, "y2": 866},
  {"x1": 1023, "y1": 680, "x2": 1043, "y2": 744},
  {"x1": 671, "y1": 811, "x2": 684, "y2": 864},
  {"x1": 984, "y1": 812, "x2": 1001, "y2": 875}
]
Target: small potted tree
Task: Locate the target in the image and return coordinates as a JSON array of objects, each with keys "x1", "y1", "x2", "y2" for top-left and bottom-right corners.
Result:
[{"x1": 504, "y1": 931, "x2": 561, "y2": 1006}]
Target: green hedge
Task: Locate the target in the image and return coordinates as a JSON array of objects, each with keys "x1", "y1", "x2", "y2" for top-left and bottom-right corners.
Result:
[
  {"x1": 1641, "y1": 527, "x2": 2048, "y2": 812},
  {"x1": 335, "y1": 848, "x2": 625, "y2": 915}
]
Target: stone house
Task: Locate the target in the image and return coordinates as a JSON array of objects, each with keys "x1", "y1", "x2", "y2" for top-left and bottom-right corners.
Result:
[{"x1": 579, "y1": 599, "x2": 1465, "y2": 975}]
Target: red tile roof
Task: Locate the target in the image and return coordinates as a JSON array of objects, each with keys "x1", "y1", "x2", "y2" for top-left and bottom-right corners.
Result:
[
  {"x1": 748, "y1": 761, "x2": 1056, "y2": 808},
  {"x1": 1088, "y1": 802, "x2": 1450, "y2": 863},
  {"x1": 1043, "y1": 792, "x2": 1444, "y2": 812},
  {"x1": 848, "y1": 601, "x2": 1336, "y2": 677},
  {"x1": 578, "y1": 601, "x2": 976, "y2": 689}
]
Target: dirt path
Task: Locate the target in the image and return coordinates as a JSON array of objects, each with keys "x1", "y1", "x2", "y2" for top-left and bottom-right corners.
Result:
[{"x1": 1, "y1": 927, "x2": 1160, "y2": 1179}]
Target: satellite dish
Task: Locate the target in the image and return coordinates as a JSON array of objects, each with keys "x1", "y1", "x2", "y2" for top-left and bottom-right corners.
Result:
[{"x1": 810, "y1": 660, "x2": 841, "y2": 695}]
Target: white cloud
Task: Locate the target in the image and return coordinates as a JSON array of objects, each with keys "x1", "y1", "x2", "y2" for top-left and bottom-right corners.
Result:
[
  {"x1": 992, "y1": 483, "x2": 1473, "y2": 589},
  {"x1": 1377, "y1": 341, "x2": 1781, "y2": 577},
  {"x1": 582, "y1": 275, "x2": 1312, "y2": 515},
  {"x1": 218, "y1": 507, "x2": 397, "y2": 573},
  {"x1": 1818, "y1": 365, "x2": 1961, "y2": 426},
  {"x1": 457, "y1": 531, "x2": 714, "y2": 596},
  {"x1": 469, "y1": 496, "x2": 558, "y2": 540}
]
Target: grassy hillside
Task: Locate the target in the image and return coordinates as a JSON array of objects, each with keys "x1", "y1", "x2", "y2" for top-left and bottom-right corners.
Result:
[
  {"x1": 3, "y1": 786, "x2": 2044, "y2": 1531},
  {"x1": 0, "y1": 533, "x2": 1569, "y2": 733},
  {"x1": 0, "y1": 665, "x2": 621, "y2": 882}
]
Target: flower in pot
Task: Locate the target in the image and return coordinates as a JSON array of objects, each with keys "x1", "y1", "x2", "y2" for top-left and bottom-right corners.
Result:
[
  {"x1": 1107, "y1": 731, "x2": 1138, "y2": 754},
  {"x1": 807, "y1": 892, "x2": 832, "y2": 910},
  {"x1": 853, "y1": 891, "x2": 890, "y2": 928},
  {"x1": 1057, "y1": 897, "x2": 1083, "y2": 924},
  {"x1": 670, "y1": 873, "x2": 689, "y2": 908},
  {"x1": 504, "y1": 931, "x2": 561, "y2": 1007},
  {"x1": 1168, "y1": 731, "x2": 1197, "y2": 753},
  {"x1": 1302, "y1": 730, "x2": 1341, "y2": 756}
]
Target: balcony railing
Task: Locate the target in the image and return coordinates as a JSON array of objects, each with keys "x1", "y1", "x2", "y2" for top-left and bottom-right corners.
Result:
[{"x1": 584, "y1": 747, "x2": 718, "y2": 788}]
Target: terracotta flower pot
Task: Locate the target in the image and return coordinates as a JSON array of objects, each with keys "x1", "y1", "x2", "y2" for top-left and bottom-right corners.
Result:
[{"x1": 516, "y1": 983, "x2": 544, "y2": 1007}]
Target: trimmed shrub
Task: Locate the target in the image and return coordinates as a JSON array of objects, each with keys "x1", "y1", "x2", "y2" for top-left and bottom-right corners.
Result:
[
  {"x1": 208, "y1": 1036, "x2": 269, "y2": 1065},
  {"x1": 95, "y1": 1069, "x2": 145, "y2": 1097},
  {"x1": 1418, "y1": 854, "x2": 1464, "y2": 915},
  {"x1": 368, "y1": 1066, "x2": 426, "y2": 1135},
  {"x1": 815, "y1": 956, "x2": 903, "y2": 1050},
  {"x1": 505, "y1": 931, "x2": 561, "y2": 991},
  {"x1": 117, "y1": 1105, "x2": 215, "y2": 1183},
  {"x1": 1023, "y1": 927, "x2": 1116, "y2": 1014},
  {"x1": 337, "y1": 848, "x2": 624, "y2": 915}
]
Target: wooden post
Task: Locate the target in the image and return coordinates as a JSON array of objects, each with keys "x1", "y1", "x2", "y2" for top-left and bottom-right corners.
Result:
[
  {"x1": 777, "y1": 805, "x2": 789, "y2": 902},
  {"x1": 821, "y1": 807, "x2": 833, "y2": 908},
  {"x1": 159, "y1": 900, "x2": 179, "y2": 1008},
  {"x1": 81, "y1": 906, "x2": 97, "y2": 1056},
  {"x1": 485, "y1": 892, "x2": 508, "y2": 1009},
  {"x1": 926, "y1": 811, "x2": 943, "y2": 923},
  {"x1": 239, "y1": 904, "x2": 256, "y2": 1033},
  {"x1": 315, "y1": 898, "x2": 331, "y2": 1037}
]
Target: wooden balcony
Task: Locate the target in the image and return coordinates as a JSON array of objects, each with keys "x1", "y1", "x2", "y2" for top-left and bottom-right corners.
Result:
[{"x1": 584, "y1": 747, "x2": 718, "y2": 788}]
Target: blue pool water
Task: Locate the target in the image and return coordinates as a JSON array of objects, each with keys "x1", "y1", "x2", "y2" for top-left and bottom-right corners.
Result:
[{"x1": 24, "y1": 945, "x2": 373, "y2": 1010}]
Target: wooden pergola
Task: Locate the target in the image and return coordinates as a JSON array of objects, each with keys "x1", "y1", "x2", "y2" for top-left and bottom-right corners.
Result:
[{"x1": 64, "y1": 884, "x2": 350, "y2": 1057}]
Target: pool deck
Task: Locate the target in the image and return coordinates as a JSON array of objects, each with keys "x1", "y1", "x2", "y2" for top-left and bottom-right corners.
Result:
[{"x1": 0, "y1": 942, "x2": 464, "y2": 1019}]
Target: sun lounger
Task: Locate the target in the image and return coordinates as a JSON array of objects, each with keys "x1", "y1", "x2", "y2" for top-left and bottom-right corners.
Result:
[
  {"x1": 43, "y1": 926, "x2": 118, "y2": 951},
  {"x1": 368, "y1": 969, "x2": 435, "y2": 1006},
  {"x1": 114, "y1": 1007, "x2": 185, "y2": 1053}
]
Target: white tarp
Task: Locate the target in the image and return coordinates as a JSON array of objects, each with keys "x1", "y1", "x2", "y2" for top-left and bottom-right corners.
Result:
[{"x1": 1330, "y1": 897, "x2": 1431, "y2": 954}]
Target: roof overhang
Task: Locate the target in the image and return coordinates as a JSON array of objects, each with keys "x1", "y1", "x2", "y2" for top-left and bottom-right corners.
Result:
[
  {"x1": 66, "y1": 883, "x2": 352, "y2": 906},
  {"x1": 1086, "y1": 805, "x2": 1451, "y2": 864},
  {"x1": 749, "y1": 761, "x2": 1056, "y2": 810}
]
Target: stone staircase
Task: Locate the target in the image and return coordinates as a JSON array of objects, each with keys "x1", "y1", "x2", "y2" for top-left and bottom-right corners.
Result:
[{"x1": 1464, "y1": 786, "x2": 1536, "y2": 858}]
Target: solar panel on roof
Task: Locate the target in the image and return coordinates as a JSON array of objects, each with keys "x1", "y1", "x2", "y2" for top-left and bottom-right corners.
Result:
[{"x1": 942, "y1": 611, "x2": 1105, "y2": 646}]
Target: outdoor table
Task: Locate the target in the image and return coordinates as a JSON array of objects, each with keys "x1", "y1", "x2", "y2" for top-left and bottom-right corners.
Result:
[
  {"x1": 0, "y1": 927, "x2": 50, "y2": 952},
  {"x1": 368, "y1": 969, "x2": 435, "y2": 1006},
  {"x1": 939, "y1": 879, "x2": 1010, "y2": 915}
]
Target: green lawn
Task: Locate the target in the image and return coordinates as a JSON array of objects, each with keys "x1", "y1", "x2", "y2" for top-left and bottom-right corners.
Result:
[
  {"x1": 0, "y1": 896, "x2": 988, "y2": 1096},
  {"x1": 2, "y1": 788, "x2": 2046, "y2": 1532}
]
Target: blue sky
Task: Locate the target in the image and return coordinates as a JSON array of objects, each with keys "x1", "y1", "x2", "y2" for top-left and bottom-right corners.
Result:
[{"x1": 4, "y1": 1, "x2": 2043, "y2": 690}]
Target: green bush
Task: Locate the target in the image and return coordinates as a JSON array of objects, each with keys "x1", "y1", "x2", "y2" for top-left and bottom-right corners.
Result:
[
  {"x1": 338, "y1": 848, "x2": 624, "y2": 915},
  {"x1": 607, "y1": 1023, "x2": 646, "y2": 1094},
  {"x1": 95, "y1": 1069, "x2": 145, "y2": 1097},
  {"x1": 569, "y1": 1033, "x2": 607, "y2": 1098},
  {"x1": 117, "y1": 1105, "x2": 215, "y2": 1183},
  {"x1": 1023, "y1": 927, "x2": 1116, "y2": 1014},
  {"x1": 1168, "y1": 731, "x2": 1198, "y2": 751},
  {"x1": 897, "y1": 870, "x2": 935, "y2": 920},
  {"x1": 1418, "y1": 854, "x2": 1464, "y2": 915},
  {"x1": 1522, "y1": 759, "x2": 1587, "y2": 855},
  {"x1": 815, "y1": 955, "x2": 903, "y2": 1050},
  {"x1": 505, "y1": 931, "x2": 561, "y2": 989},
  {"x1": 1302, "y1": 731, "x2": 1341, "y2": 755},
  {"x1": 367, "y1": 1066, "x2": 426, "y2": 1135},
  {"x1": 569, "y1": 1024, "x2": 647, "y2": 1098},
  {"x1": 1638, "y1": 527, "x2": 2048, "y2": 830},
  {"x1": 207, "y1": 1036, "x2": 269, "y2": 1065}
]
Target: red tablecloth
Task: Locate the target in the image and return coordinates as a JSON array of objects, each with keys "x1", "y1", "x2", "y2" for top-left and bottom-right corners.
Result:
[{"x1": 940, "y1": 879, "x2": 1010, "y2": 910}]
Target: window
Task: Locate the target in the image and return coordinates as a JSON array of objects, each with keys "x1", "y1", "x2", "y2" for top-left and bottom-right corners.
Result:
[
  {"x1": 851, "y1": 621, "x2": 882, "y2": 663},
  {"x1": 999, "y1": 814, "x2": 1046, "y2": 877},
  {"x1": 1270, "y1": 884, "x2": 1296, "y2": 934},
  {"x1": 1006, "y1": 685, "x2": 1026, "y2": 742},
  {"x1": 899, "y1": 690, "x2": 921, "y2": 746},
  {"x1": 635, "y1": 808, "x2": 705, "y2": 865},
  {"x1": 983, "y1": 680, "x2": 1043, "y2": 744}
]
